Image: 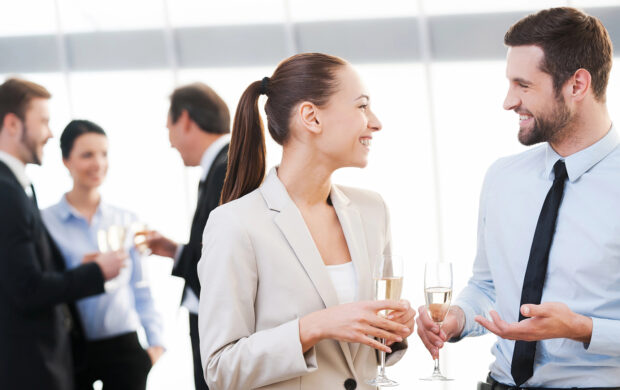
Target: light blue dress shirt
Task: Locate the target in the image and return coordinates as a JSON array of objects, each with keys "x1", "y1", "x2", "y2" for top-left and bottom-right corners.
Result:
[
  {"x1": 454, "y1": 125, "x2": 620, "y2": 387},
  {"x1": 42, "y1": 196, "x2": 165, "y2": 348}
]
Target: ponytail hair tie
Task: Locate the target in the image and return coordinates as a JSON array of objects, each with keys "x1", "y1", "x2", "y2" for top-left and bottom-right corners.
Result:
[{"x1": 259, "y1": 77, "x2": 270, "y2": 96}]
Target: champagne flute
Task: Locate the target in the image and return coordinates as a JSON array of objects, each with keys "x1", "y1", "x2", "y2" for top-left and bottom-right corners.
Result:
[
  {"x1": 97, "y1": 218, "x2": 129, "y2": 290},
  {"x1": 366, "y1": 254, "x2": 403, "y2": 387},
  {"x1": 130, "y1": 222, "x2": 151, "y2": 287},
  {"x1": 421, "y1": 261, "x2": 453, "y2": 381}
]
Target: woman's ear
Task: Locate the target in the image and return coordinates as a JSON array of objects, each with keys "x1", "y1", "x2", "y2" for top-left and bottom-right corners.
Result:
[{"x1": 298, "y1": 101, "x2": 322, "y2": 135}]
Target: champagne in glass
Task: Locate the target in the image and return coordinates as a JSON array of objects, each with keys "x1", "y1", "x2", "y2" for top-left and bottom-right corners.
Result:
[
  {"x1": 131, "y1": 222, "x2": 150, "y2": 255},
  {"x1": 421, "y1": 261, "x2": 453, "y2": 381},
  {"x1": 98, "y1": 221, "x2": 129, "y2": 291},
  {"x1": 366, "y1": 254, "x2": 403, "y2": 387}
]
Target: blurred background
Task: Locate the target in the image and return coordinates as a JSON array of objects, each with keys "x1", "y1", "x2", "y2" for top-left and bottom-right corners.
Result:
[{"x1": 2, "y1": 0, "x2": 619, "y2": 389}]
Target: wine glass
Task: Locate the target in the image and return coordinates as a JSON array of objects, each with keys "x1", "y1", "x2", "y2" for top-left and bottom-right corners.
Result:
[
  {"x1": 366, "y1": 254, "x2": 404, "y2": 387},
  {"x1": 421, "y1": 261, "x2": 453, "y2": 381},
  {"x1": 97, "y1": 215, "x2": 130, "y2": 290}
]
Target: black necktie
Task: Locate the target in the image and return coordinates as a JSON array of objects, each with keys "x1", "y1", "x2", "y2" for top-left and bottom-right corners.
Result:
[
  {"x1": 29, "y1": 184, "x2": 38, "y2": 207},
  {"x1": 511, "y1": 159, "x2": 568, "y2": 387},
  {"x1": 198, "y1": 179, "x2": 206, "y2": 199}
]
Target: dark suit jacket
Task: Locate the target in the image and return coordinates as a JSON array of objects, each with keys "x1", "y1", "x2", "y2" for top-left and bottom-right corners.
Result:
[
  {"x1": 173, "y1": 144, "x2": 228, "y2": 299},
  {"x1": 0, "y1": 160, "x2": 105, "y2": 390}
]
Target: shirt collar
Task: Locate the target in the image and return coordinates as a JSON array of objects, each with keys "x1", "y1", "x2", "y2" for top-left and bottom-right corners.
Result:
[
  {"x1": 199, "y1": 133, "x2": 231, "y2": 181},
  {"x1": 57, "y1": 193, "x2": 105, "y2": 222},
  {"x1": 0, "y1": 150, "x2": 30, "y2": 191},
  {"x1": 544, "y1": 123, "x2": 619, "y2": 182}
]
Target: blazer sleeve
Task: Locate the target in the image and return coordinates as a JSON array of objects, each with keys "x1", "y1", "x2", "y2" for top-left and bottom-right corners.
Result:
[
  {"x1": 198, "y1": 207, "x2": 318, "y2": 390},
  {"x1": 0, "y1": 184, "x2": 104, "y2": 312}
]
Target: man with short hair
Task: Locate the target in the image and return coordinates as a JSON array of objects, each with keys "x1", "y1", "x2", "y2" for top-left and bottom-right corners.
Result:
[
  {"x1": 0, "y1": 78, "x2": 125, "y2": 390},
  {"x1": 416, "y1": 7, "x2": 620, "y2": 389},
  {"x1": 145, "y1": 82, "x2": 230, "y2": 390}
]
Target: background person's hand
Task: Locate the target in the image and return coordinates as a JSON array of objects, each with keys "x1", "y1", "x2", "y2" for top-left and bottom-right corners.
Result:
[
  {"x1": 94, "y1": 250, "x2": 128, "y2": 281},
  {"x1": 475, "y1": 302, "x2": 592, "y2": 343},
  {"x1": 147, "y1": 346, "x2": 164, "y2": 365},
  {"x1": 81, "y1": 252, "x2": 99, "y2": 264},
  {"x1": 299, "y1": 300, "x2": 412, "y2": 353},
  {"x1": 416, "y1": 305, "x2": 465, "y2": 359},
  {"x1": 142, "y1": 230, "x2": 177, "y2": 258}
]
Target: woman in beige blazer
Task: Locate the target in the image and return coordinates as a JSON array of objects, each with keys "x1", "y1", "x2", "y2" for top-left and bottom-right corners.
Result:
[{"x1": 198, "y1": 53, "x2": 416, "y2": 390}]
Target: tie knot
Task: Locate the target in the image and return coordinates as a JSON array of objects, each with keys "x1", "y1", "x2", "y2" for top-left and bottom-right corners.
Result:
[{"x1": 553, "y1": 160, "x2": 567, "y2": 182}]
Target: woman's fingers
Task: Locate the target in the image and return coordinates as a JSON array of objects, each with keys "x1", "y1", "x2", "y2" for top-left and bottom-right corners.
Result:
[
  {"x1": 362, "y1": 323, "x2": 403, "y2": 344},
  {"x1": 357, "y1": 335, "x2": 392, "y2": 353},
  {"x1": 368, "y1": 313, "x2": 410, "y2": 335}
]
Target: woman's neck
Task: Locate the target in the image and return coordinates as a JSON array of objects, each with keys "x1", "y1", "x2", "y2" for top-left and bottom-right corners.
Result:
[
  {"x1": 66, "y1": 185, "x2": 101, "y2": 222},
  {"x1": 278, "y1": 148, "x2": 334, "y2": 207}
]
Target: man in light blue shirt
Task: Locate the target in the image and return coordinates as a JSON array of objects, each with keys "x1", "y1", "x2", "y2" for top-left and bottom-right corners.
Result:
[{"x1": 417, "y1": 7, "x2": 620, "y2": 389}]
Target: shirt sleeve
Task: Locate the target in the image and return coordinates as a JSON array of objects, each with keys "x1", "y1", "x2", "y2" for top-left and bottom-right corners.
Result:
[
  {"x1": 173, "y1": 243, "x2": 184, "y2": 266},
  {"x1": 585, "y1": 317, "x2": 620, "y2": 356},
  {"x1": 130, "y1": 247, "x2": 166, "y2": 349},
  {"x1": 451, "y1": 164, "x2": 497, "y2": 340}
]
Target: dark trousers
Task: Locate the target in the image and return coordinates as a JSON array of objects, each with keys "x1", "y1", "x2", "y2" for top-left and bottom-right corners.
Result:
[
  {"x1": 76, "y1": 332, "x2": 152, "y2": 390},
  {"x1": 190, "y1": 313, "x2": 209, "y2": 390}
]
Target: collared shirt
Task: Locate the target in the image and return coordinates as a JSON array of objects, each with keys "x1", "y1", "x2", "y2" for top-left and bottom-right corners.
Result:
[
  {"x1": 0, "y1": 150, "x2": 31, "y2": 195},
  {"x1": 454, "y1": 124, "x2": 620, "y2": 387},
  {"x1": 178, "y1": 134, "x2": 231, "y2": 313},
  {"x1": 42, "y1": 196, "x2": 165, "y2": 348}
]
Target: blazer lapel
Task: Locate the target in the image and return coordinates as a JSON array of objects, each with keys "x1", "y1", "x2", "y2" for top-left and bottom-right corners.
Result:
[
  {"x1": 330, "y1": 185, "x2": 372, "y2": 362},
  {"x1": 260, "y1": 169, "x2": 357, "y2": 374}
]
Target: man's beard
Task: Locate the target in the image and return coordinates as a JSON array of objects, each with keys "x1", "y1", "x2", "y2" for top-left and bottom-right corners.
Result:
[
  {"x1": 20, "y1": 124, "x2": 42, "y2": 165},
  {"x1": 518, "y1": 96, "x2": 573, "y2": 146}
]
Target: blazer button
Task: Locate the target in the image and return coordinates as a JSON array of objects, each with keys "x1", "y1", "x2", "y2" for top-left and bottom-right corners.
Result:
[{"x1": 344, "y1": 378, "x2": 356, "y2": 390}]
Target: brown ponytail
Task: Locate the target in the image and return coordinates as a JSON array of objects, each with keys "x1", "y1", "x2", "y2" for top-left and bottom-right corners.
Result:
[
  {"x1": 221, "y1": 53, "x2": 347, "y2": 204},
  {"x1": 221, "y1": 81, "x2": 266, "y2": 204}
]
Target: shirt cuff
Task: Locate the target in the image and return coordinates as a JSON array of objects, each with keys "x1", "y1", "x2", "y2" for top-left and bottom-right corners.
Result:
[
  {"x1": 449, "y1": 302, "x2": 486, "y2": 340},
  {"x1": 584, "y1": 317, "x2": 620, "y2": 356},
  {"x1": 173, "y1": 244, "x2": 184, "y2": 266}
]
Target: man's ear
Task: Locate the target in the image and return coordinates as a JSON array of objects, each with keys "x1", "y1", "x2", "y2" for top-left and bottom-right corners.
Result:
[
  {"x1": 1, "y1": 112, "x2": 22, "y2": 137},
  {"x1": 298, "y1": 101, "x2": 321, "y2": 135},
  {"x1": 179, "y1": 109, "x2": 192, "y2": 133},
  {"x1": 568, "y1": 68, "x2": 592, "y2": 102}
]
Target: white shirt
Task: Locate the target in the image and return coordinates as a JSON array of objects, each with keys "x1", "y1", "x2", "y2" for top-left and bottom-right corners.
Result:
[
  {"x1": 0, "y1": 151, "x2": 31, "y2": 196},
  {"x1": 179, "y1": 134, "x2": 231, "y2": 313},
  {"x1": 326, "y1": 261, "x2": 358, "y2": 304}
]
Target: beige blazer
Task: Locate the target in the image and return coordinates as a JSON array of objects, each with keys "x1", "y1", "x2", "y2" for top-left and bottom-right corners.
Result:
[{"x1": 198, "y1": 168, "x2": 406, "y2": 390}]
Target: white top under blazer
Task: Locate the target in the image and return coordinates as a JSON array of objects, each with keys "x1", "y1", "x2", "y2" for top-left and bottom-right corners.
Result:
[{"x1": 197, "y1": 168, "x2": 407, "y2": 390}]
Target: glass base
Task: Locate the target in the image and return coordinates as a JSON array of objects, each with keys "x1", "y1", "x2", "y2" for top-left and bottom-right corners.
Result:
[
  {"x1": 420, "y1": 372, "x2": 453, "y2": 381},
  {"x1": 366, "y1": 375, "x2": 399, "y2": 387}
]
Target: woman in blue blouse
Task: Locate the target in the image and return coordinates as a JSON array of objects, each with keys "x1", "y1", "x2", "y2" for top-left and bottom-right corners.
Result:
[{"x1": 42, "y1": 119, "x2": 164, "y2": 390}]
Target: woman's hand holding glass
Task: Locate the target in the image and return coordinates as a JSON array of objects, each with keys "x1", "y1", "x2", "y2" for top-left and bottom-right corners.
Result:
[{"x1": 299, "y1": 300, "x2": 413, "y2": 353}]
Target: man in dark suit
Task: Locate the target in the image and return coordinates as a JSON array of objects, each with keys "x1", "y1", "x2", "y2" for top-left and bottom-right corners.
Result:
[
  {"x1": 145, "y1": 82, "x2": 230, "y2": 390},
  {"x1": 0, "y1": 78, "x2": 126, "y2": 390}
]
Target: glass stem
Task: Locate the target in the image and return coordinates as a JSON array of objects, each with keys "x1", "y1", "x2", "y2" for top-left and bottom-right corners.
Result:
[
  {"x1": 379, "y1": 337, "x2": 387, "y2": 376},
  {"x1": 434, "y1": 323, "x2": 442, "y2": 374}
]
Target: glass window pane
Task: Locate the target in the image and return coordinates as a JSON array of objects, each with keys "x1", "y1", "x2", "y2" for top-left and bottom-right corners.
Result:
[
  {"x1": 0, "y1": 1, "x2": 57, "y2": 37},
  {"x1": 58, "y1": 0, "x2": 165, "y2": 33},
  {"x1": 290, "y1": 0, "x2": 418, "y2": 22},
  {"x1": 168, "y1": 0, "x2": 285, "y2": 27}
]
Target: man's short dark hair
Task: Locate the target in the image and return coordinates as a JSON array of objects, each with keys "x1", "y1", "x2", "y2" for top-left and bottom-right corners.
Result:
[
  {"x1": 0, "y1": 78, "x2": 51, "y2": 131},
  {"x1": 169, "y1": 83, "x2": 230, "y2": 134},
  {"x1": 504, "y1": 7, "x2": 613, "y2": 101}
]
